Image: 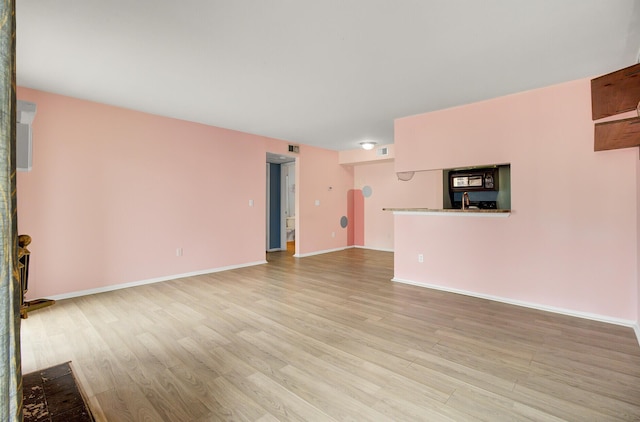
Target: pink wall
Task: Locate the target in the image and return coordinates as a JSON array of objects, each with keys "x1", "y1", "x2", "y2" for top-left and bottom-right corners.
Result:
[
  {"x1": 353, "y1": 162, "x2": 441, "y2": 251},
  {"x1": 393, "y1": 78, "x2": 638, "y2": 321},
  {"x1": 346, "y1": 189, "x2": 364, "y2": 247},
  {"x1": 353, "y1": 189, "x2": 364, "y2": 246},
  {"x1": 296, "y1": 146, "x2": 354, "y2": 255},
  {"x1": 17, "y1": 88, "x2": 353, "y2": 298}
]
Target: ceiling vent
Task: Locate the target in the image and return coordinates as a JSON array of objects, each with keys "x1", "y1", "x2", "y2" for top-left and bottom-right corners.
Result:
[
  {"x1": 288, "y1": 145, "x2": 300, "y2": 153},
  {"x1": 376, "y1": 147, "x2": 389, "y2": 156}
]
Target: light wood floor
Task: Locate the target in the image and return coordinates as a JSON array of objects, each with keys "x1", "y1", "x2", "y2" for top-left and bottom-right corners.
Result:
[{"x1": 21, "y1": 249, "x2": 640, "y2": 421}]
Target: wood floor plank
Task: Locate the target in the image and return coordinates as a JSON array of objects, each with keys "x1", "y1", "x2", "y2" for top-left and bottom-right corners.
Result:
[
  {"x1": 20, "y1": 248, "x2": 640, "y2": 421},
  {"x1": 406, "y1": 349, "x2": 517, "y2": 394},
  {"x1": 508, "y1": 382, "x2": 629, "y2": 421},
  {"x1": 73, "y1": 351, "x2": 122, "y2": 398},
  {"x1": 532, "y1": 345, "x2": 640, "y2": 378},
  {"x1": 276, "y1": 363, "x2": 396, "y2": 421},
  {"x1": 515, "y1": 372, "x2": 640, "y2": 419},
  {"x1": 334, "y1": 338, "x2": 456, "y2": 401},
  {"x1": 446, "y1": 384, "x2": 550, "y2": 422},
  {"x1": 242, "y1": 330, "x2": 383, "y2": 404},
  {"x1": 207, "y1": 375, "x2": 276, "y2": 421},
  {"x1": 527, "y1": 359, "x2": 640, "y2": 406},
  {"x1": 93, "y1": 378, "x2": 166, "y2": 422},
  {"x1": 225, "y1": 369, "x2": 335, "y2": 422},
  {"x1": 175, "y1": 336, "x2": 223, "y2": 379},
  {"x1": 371, "y1": 392, "x2": 476, "y2": 422}
]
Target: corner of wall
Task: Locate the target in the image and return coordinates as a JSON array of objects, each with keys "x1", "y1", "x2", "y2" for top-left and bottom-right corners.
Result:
[{"x1": 636, "y1": 155, "x2": 640, "y2": 334}]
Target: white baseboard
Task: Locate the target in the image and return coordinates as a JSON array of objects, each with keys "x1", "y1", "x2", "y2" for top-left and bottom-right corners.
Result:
[
  {"x1": 46, "y1": 260, "x2": 268, "y2": 301},
  {"x1": 354, "y1": 245, "x2": 394, "y2": 253},
  {"x1": 634, "y1": 323, "x2": 640, "y2": 347},
  {"x1": 294, "y1": 246, "x2": 353, "y2": 258},
  {"x1": 392, "y1": 277, "x2": 638, "y2": 331}
]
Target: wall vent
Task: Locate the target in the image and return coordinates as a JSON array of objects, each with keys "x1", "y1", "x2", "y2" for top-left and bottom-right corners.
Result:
[
  {"x1": 288, "y1": 145, "x2": 300, "y2": 153},
  {"x1": 376, "y1": 147, "x2": 388, "y2": 156},
  {"x1": 17, "y1": 123, "x2": 32, "y2": 171},
  {"x1": 17, "y1": 100, "x2": 36, "y2": 172}
]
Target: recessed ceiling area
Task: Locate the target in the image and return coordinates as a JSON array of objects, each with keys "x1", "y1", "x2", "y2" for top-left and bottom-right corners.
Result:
[
  {"x1": 266, "y1": 152, "x2": 295, "y2": 164},
  {"x1": 15, "y1": 1, "x2": 640, "y2": 151}
]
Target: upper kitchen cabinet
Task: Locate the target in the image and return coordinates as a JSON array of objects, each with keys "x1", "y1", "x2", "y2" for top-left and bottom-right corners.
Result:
[
  {"x1": 591, "y1": 63, "x2": 640, "y2": 119},
  {"x1": 591, "y1": 63, "x2": 640, "y2": 152},
  {"x1": 594, "y1": 116, "x2": 640, "y2": 151}
]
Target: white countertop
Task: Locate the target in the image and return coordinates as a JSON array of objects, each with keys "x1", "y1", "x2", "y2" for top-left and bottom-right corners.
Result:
[{"x1": 383, "y1": 208, "x2": 511, "y2": 217}]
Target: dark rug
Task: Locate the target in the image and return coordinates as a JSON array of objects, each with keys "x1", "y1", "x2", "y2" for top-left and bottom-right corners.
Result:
[{"x1": 23, "y1": 361, "x2": 94, "y2": 422}]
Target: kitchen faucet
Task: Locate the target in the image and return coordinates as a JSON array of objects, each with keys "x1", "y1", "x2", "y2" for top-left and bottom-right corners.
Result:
[{"x1": 462, "y1": 192, "x2": 470, "y2": 210}]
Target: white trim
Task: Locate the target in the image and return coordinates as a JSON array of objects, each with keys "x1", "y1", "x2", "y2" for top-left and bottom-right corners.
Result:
[
  {"x1": 282, "y1": 161, "x2": 296, "y2": 250},
  {"x1": 47, "y1": 260, "x2": 268, "y2": 301},
  {"x1": 266, "y1": 248, "x2": 285, "y2": 252},
  {"x1": 266, "y1": 163, "x2": 271, "y2": 251},
  {"x1": 393, "y1": 210, "x2": 510, "y2": 218},
  {"x1": 392, "y1": 277, "x2": 637, "y2": 329},
  {"x1": 634, "y1": 323, "x2": 640, "y2": 347},
  {"x1": 354, "y1": 245, "x2": 394, "y2": 253},
  {"x1": 294, "y1": 246, "x2": 353, "y2": 258}
]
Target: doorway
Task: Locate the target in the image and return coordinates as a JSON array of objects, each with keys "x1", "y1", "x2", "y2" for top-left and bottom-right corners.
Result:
[{"x1": 266, "y1": 153, "x2": 296, "y2": 254}]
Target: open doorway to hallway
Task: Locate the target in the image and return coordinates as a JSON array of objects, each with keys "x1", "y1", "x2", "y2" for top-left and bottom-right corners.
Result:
[{"x1": 266, "y1": 153, "x2": 296, "y2": 255}]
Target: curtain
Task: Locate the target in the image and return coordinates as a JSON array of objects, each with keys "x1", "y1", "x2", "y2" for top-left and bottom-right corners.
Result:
[{"x1": 0, "y1": 0, "x2": 22, "y2": 420}]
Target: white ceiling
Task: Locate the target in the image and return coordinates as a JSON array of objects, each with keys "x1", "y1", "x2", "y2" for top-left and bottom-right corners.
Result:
[{"x1": 16, "y1": 1, "x2": 640, "y2": 151}]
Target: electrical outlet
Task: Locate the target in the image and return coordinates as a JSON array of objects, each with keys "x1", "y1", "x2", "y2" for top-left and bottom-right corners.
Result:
[
  {"x1": 418, "y1": 254, "x2": 424, "y2": 263},
  {"x1": 176, "y1": 248, "x2": 183, "y2": 257},
  {"x1": 331, "y1": 232, "x2": 336, "y2": 238}
]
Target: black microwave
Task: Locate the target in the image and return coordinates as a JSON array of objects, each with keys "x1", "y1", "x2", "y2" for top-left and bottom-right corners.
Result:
[{"x1": 449, "y1": 168, "x2": 498, "y2": 192}]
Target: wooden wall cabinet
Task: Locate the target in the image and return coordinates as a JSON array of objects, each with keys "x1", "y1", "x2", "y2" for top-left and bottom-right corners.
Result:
[{"x1": 591, "y1": 63, "x2": 640, "y2": 152}]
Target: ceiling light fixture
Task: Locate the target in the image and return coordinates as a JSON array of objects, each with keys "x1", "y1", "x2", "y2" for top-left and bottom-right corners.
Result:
[{"x1": 360, "y1": 141, "x2": 377, "y2": 150}]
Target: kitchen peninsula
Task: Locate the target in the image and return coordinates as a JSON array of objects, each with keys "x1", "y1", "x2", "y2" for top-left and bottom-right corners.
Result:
[
  {"x1": 389, "y1": 77, "x2": 637, "y2": 328},
  {"x1": 384, "y1": 164, "x2": 511, "y2": 216}
]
